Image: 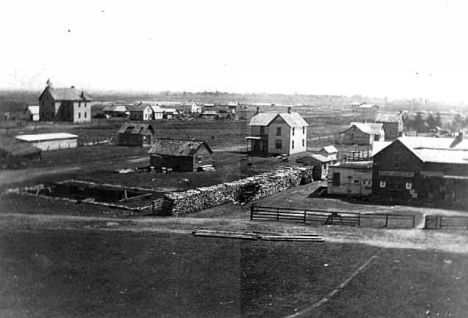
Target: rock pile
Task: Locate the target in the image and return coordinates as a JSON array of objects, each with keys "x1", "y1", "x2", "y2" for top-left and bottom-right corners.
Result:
[{"x1": 161, "y1": 166, "x2": 313, "y2": 216}]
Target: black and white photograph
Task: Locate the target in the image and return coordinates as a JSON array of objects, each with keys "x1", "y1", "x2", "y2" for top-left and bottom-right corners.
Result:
[{"x1": 1, "y1": 0, "x2": 468, "y2": 317}]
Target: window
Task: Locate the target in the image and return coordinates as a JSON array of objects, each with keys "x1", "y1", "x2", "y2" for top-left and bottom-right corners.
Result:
[
  {"x1": 332, "y1": 173, "x2": 341, "y2": 186},
  {"x1": 302, "y1": 139, "x2": 305, "y2": 147},
  {"x1": 275, "y1": 139, "x2": 282, "y2": 149},
  {"x1": 260, "y1": 127, "x2": 265, "y2": 135},
  {"x1": 78, "y1": 102, "x2": 81, "y2": 108},
  {"x1": 354, "y1": 180, "x2": 360, "y2": 184},
  {"x1": 78, "y1": 112, "x2": 81, "y2": 119},
  {"x1": 303, "y1": 126, "x2": 305, "y2": 134},
  {"x1": 276, "y1": 127, "x2": 281, "y2": 136},
  {"x1": 84, "y1": 112, "x2": 87, "y2": 118},
  {"x1": 292, "y1": 140, "x2": 294, "y2": 149},
  {"x1": 393, "y1": 154, "x2": 400, "y2": 168},
  {"x1": 197, "y1": 156, "x2": 202, "y2": 163},
  {"x1": 292, "y1": 127, "x2": 295, "y2": 136}
]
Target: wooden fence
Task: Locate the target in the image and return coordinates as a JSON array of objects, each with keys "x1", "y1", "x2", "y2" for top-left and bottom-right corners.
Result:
[
  {"x1": 250, "y1": 204, "x2": 416, "y2": 228},
  {"x1": 424, "y1": 215, "x2": 468, "y2": 230}
]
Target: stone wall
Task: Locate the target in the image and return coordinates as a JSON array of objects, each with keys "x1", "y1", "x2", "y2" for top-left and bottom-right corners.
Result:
[{"x1": 161, "y1": 166, "x2": 312, "y2": 216}]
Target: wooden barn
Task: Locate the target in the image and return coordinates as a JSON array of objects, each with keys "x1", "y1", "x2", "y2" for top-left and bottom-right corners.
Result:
[
  {"x1": 118, "y1": 123, "x2": 155, "y2": 147},
  {"x1": 0, "y1": 139, "x2": 42, "y2": 168},
  {"x1": 148, "y1": 139, "x2": 213, "y2": 172},
  {"x1": 341, "y1": 122, "x2": 384, "y2": 145}
]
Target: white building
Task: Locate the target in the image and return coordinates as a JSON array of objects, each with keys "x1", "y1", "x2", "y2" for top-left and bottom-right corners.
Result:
[{"x1": 15, "y1": 133, "x2": 78, "y2": 151}]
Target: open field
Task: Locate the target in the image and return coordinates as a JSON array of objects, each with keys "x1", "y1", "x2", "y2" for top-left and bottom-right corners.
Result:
[{"x1": 0, "y1": 223, "x2": 468, "y2": 318}]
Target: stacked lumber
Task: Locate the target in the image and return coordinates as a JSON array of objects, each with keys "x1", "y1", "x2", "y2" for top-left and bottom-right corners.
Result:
[
  {"x1": 192, "y1": 229, "x2": 323, "y2": 242},
  {"x1": 162, "y1": 167, "x2": 313, "y2": 216}
]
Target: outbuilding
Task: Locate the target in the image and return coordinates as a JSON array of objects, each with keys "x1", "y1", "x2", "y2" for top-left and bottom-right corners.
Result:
[
  {"x1": 328, "y1": 161, "x2": 373, "y2": 196},
  {"x1": 118, "y1": 123, "x2": 155, "y2": 147},
  {"x1": 15, "y1": 133, "x2": 78, "y2": 151},
  {"x1": 296, "y1": 154, "x2": 334, "y2": 180},
  {"x1": 341, "y1": 122, "x2": 385, "y2": 145},
  {"x1": 148, "y1": 138, "x2": 213, "y2": 172}
]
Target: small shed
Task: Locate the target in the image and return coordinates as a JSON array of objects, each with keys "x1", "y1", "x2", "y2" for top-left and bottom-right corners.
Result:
[
  {"x1": 327, "y1": 161, "x2": 373, "y2": 196},
  {"x1": 0, "y1": 139, "x2": 42, "y2": 168},
  {"x1": 319, "y1": 145, "x2": 339, "y2": 161},
  {"x1": 297, "y1": 154, "x2": 334, "y2": 180},
  {"x1": 118, "y1": 123, "x2": 155, "y2": 147},
  {"x1": 15, "y1": 133, "x2": 78, "y2": 151},
  {"x1": 148, "y1": 138, "x2": 213, "y2": 172}
]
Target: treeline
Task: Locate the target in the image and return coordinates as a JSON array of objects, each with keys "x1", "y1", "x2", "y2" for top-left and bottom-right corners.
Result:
[{"x1": 403, "y1": 113, "x2": 467, "y2": 133}]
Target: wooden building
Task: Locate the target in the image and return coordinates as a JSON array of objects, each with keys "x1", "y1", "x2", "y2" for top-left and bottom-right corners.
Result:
[
  {"x1": 26, "y1": 106, "x2": 40, "y2": 121},
  {"x1": 319, "y1": 145, "x2": 339, "y2": 161},
  {"x1": 103, "y1": 105, "x2": 128, "y2": 118},
  {"x1": 246, "y1": 108, "x2": 308, "y2": 156},
  {"x1": 341, "y1": 122, "x2": 384, "y2": 145},
  {"x1": 296, "y1": 154, "x2": 334, "y2": 180},
  {"x1": 128, "y1": 104, "x2": 154, "y2": 121},
  {"x1": 118, "y1": 123, "x2": 155, "y2": 147},
  {"x1": 328, "y1": 161, "x2": 373, "y2": 196},
  {"x1": 372, "y1": 134, "x2": 468, "y2": 207},
  {"x1": 15, "y1": 133, "x2": 78, "y2": 151},
  {"x1": 148, "y1": 139, "x2": 213, "y2": 172},
  {"x1": 375, "y1": 112, "x2": 404, "y2": 141},
  {"x1": 39, "y1": 81, "x2": 92, "y2": 123}
]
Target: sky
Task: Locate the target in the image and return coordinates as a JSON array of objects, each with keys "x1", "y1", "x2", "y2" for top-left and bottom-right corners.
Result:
[{"x1": 2, "y1": 0, "x2": 468, "y2": 102}]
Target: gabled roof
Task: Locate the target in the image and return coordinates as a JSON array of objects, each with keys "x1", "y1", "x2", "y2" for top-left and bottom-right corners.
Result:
[
  {"x1": 320, "y1": 145, "x2": 338, "y2": 154},
  {"x1": 148, "y1": 139, "x2": 213, "y2": 156},
  {"x1": 118, "y1": 123, "x2": 154, "y2": 134},
  {"x1": 250, "y1": 112, "x2": 308, "y2": 127},
  {"x1": 348, "y1": 122, "x2": 383, "y2": 135},
  {"x1": 15, "y1": 133, "x2": 78, "y2": 142},
  {"x1": 103, "y1": 105, "x2": 128, "y2": 112},
  {"x1": 27, "y1": 106, "x2": 39, "y2": 115},
  {"x1": 41, "y1": 86, "x2": 91, "y2": 101},
  {"x1": 375, "y1": 112, "x2": 402, "y2": 123},
  {"x1": 127, "y1": 104, "x2": 152, "y2": 112},
  {"x1": 359, "y1": 104, "x2": 379, "y2": 109}
]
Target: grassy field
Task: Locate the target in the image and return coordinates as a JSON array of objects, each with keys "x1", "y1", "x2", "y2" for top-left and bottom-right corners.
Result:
[{"x1": 0, "y1": 229, "x2": 467, "y2": 318}]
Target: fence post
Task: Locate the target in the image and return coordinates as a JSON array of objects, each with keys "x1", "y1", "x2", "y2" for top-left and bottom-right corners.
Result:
[
  {"x1": 303, "y1": 210, "x2": 307, "y2": 223},
  {"x1": 250, "y1": 204, "x2": 255, "y2": 220},
  {"x1": 358, "y1": 213, "x2": 361, "y2": 227},
  {"x1": 385, "y1": 214, "x2": 389, "y2": 228},
  {"x1": 439, "y1": 216, "x2": 442, "y2": 229},
  {"x1": 277, "y1": 208, "x2": 280, "y2": 221},
  {"x1": 412, "y1": 215, "x2": 415, "y2": 228}
]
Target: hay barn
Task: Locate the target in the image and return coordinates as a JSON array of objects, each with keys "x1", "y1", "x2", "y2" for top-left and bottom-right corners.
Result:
[
  {"x1": 118, "y1": 123, "x2": 155, "y2": 147},
  {"x1": 148, "y1": 139, "x2": 213, "y2": 172}
]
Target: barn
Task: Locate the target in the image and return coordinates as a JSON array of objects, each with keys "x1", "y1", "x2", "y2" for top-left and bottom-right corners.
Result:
[
  {"x1": 148, "y1": 139, "x2": 213, "y2": 172},
  {"x1": 341, "y1": 122, "x2": 385, "y2": 145},
  {"x1": 15, "y1": 133, "x2": 78, "y2": 151},
  {"x1": 0, "y1": 139, "x2": 42, "y2": 168},
  {"x1": 118, "y1": 123, "x2": 155, "y2": 147}
]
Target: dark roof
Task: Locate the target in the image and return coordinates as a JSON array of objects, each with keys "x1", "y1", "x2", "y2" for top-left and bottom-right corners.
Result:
[
  {"x1": 127, "y1": 104, "x2": 152, "y2": 112},
  {"x1": 0, "y1": 138, "x2": 41, "y2": 156},
  {"x1": 118, "y1": 123, "x2": 154, "y2": 135},
  {"x1": 41, "y1": 86, "x2": 91, "y2": 101},
  {"x1": 148, "y1": 139, "x2": 213, "y2": 156}
]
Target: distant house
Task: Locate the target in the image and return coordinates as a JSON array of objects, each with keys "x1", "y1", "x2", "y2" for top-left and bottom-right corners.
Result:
[
  {"x1": 0, "y1": 138, "x2": 42, "y2": 168},
  {"x1": 246, "y1": 108, "x2": 308, "y2": 155},
  {"x1": 341, "y1": 122, "x2": 385, "y2": 145},
  {"x1": 103, "y1": 105, "x2": 128, "y2": 118},
  {"x1": 350, "y1": 101, "x2": 364, "y2": 112},
  {"x1": 328, "y1": 161, "x2": 373, "y2": 196},
  {"x1": 375, "y1": 112, "x2": 404, "y2": 141},
  {"x1": 160, "y1": 108, "x2": 178, "y2": 119},
  {"x1": 201, "y1": 110, "x2": 220, "y2": 119},
  {"x1": 319, "y1": 145, "x2": 339, "y2": 161},
  {"x1": 190, "y1": 102, "x2": 202, "y2": 114},
  {"x1": 39, "y1": 81, "x2": 92, "y2": 123},
  {"x1": 150, "y1": 106, "x2": 164, "y2": 120},
  {"x1": 128, "y1": 104, "x2": 154, "y2": 121},
  {"x1": 26, "y1": 106, "x2": 40, "y2": 121},
  {"x1": 358, "y1": 104, "x2": 379, "y2": 119},
  {"x1": 148, "y1": 139, "x2": 213, "y2": 172},
  {"x1": 15, "y1": 133, "x2": 78, "y2": 151},
  {"x1": 296, "y1": 154, "x2": 334, "y2": 180},
  {"x1": 118, "y1": 123, "x2": 155, "y2": 147}
]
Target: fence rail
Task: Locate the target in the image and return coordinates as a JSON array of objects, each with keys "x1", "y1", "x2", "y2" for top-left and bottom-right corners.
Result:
[
  {"x1": 250, "y1": 204, "x2": 416, "y2": 228},
  {"x1": 425, "y1": 215, "x2": 468, "y2": 230}
]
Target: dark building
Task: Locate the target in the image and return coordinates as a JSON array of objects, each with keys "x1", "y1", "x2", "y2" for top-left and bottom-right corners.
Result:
[
  {"x1": 375, "y1": 112, "x2": 404, "y2": 141},
  {"x1": 0, "y1": 138, "x2": 42, "y2": 168},
  {"x1": 148, "y1": 139, "x2": 213, "y2": 172},
  {"x1": 118, "y1": 123, "x2": 155, "y2": 147},
  {"x1": 341, "y1": 122, "x2": 384, "y2": 145},
  {"x1": 372, "y1": 134, "x2": 468, "y2": 208}
]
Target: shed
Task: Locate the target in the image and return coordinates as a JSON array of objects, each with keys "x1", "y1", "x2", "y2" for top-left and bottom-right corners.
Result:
[
  {"x1": 15, "y1": 133, "x2": 78, "y2": 151},
  {"x1": 118, "y1": 123, "x2": 155, "y2": 147},
  {"x1": 328, "y1": 161, "x2": 373, "y2": 196},
  {"x1": 148, "y1": 139, "x2": 213, "y2": 172},
  {"x1": 319, "y1": 145, "x2": 339, "y2": 161},
  {"x1": 296, "y1": 154, "x2": 334, "y2": 180},
  {"x1": 0, "y1": 139, "x2": 42, "y2": 168},
  {"x1": 26, "y1": 106, "x2": 40, "y2": 121}
]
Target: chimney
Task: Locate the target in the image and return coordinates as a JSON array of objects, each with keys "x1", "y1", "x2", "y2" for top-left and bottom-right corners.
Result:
[
  {"x1": 256, "y1": 107, "x2": 260, "y2": 115},
  {"x1": 288, "y1": 107, "x2": 291, "y2": 114}
]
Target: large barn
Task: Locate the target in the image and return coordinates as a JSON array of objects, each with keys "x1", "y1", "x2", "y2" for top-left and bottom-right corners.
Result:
[
  {"x1": 148, "y1": 139, "x2": 213, "y2": 172},
  {"x1": 15, "y1": 133, "x2": 78, "y2": 151},
  {"x1": 118, "y1": 123, "x2": 155, "y2": 147},
  {"x1": 341, "y1": 122, "x2": 385, "y2": 145}
]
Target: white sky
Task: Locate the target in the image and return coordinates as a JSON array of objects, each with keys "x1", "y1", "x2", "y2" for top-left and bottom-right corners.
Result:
[{"x1": 2, "y1": 0, "x2": 468, "y2": 102}]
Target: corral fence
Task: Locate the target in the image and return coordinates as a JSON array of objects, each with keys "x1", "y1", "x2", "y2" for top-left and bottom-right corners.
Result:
[
  {"x1": 250, "y1": 204, "x2": 416, "y2": 228},
  {"x1": 424, "y1": 215, "x2": 468, "y2": 230}
]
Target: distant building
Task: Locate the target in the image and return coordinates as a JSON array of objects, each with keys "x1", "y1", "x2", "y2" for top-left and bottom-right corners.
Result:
[
  {"x1": 341, "y1": 122, "x2": 385, "y2": 145},
  {"x1": 319, "y1": 145, "x2": 339, "y2": 161},
  {"x1": 128, "y1": 104, "x2": 154, "y2": 121},
  {"x1": 201, "y1": 110, "x2": 220, "y2": 119},
  {"x1": 15, "y1": 133, "x2": 78, "y2": 151},
  {"x1": 103, "y1": 105, "x2": 128, "y2": 118},
  {"x1": 358, "y1": 104, "x2": 379, "y2": 119},
  {"x1": 150, "y1": 106, "x2": 164, "y2": 120},
  {"x1": 375, "y1": 112, "x2": 404, "y2": 141},
  {"x1": 296, "y1": 154, "x2": 335, "y2": 180},
  {"x1": 118, "y1": 123, "x2": 155, "y2": 147},
  {"x1": 372, "y1": 134, "x2": 468, "y2": 206},
  {"x1": 247, "y1": 108, "x2": 308, "y2": 155},
  {"x1": 190, "y1": 102, "x2": 202, "y2": 114},
  {"x1": 39, "y1": 81, "x2": 91, "y2": 123},
  {"x1": 26, "y1": 106, "x2": 40, "y2": 121},
  {"x1": 328, "y1": 161, "x2": 373, "y2": 196},
  {"x1": 148, "y1": 139, "x2": 213, "y2": 172}
]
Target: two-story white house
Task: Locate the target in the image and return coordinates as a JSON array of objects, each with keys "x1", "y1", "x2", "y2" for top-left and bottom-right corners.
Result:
[{"x1": 247, "y1": 108, "x2": 308, "y2": 155}]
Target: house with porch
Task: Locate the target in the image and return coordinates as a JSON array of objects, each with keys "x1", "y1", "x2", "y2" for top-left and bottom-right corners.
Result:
[{"x1": 246, "y1": 108, "x2": 308, "y2": 156}]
